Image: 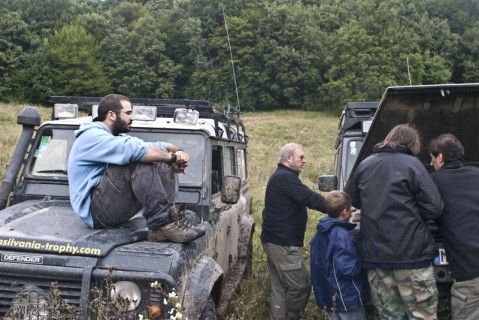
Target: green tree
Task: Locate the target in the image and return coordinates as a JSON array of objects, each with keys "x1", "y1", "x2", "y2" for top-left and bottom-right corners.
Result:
[
  {"x1": 15, "y1": 41, "x2": 55, "y2": 104},
  {"x1": 320, "y1": 0, "x2": 453, "y2": 111},
  {"x1": 458, "y1": 23, "x2": 479, "y2": 82},
  {"x1": 0, "y1": 11, "x2": 38, "y2": 101},
  {"x1": 232, "y1": 3, "x2": 327, "y2": 110},
  {"x1": 2, "y1": 0, "x2": 89, "y2": 38},
  {"x1": 101, "y1": 5, "x2": 178, "y2": 98},
  {"x1": 47, "y1": 25, "x2": 110, "y2": 97}
]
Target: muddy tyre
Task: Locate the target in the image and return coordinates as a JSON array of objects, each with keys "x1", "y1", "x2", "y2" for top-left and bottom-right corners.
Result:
[{"x1": 199, "y1": 296, "x2": 217, "y2": 320}]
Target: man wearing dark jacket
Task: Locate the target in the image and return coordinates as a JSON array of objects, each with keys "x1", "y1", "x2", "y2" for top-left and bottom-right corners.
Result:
[
  {"x1": 428, "y1": 133, "x2": 479, "y2": 320},
  {"x1": 261, "y1": 143, "x2": 327, "y2": 320},
  {"x1": 349, "y1": 124, "x2": 443, "y2": 320}
]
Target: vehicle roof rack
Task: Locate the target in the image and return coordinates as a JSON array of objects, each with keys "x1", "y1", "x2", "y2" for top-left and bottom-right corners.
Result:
[
  {"x1": 50, "y1": 96, "x2": 248, "y2": 143},
  {"x1": 341, "y1": 101, "x2": 379, "y2": 132}
]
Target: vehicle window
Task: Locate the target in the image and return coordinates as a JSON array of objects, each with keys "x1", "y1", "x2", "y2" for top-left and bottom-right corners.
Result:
[
  {"x1": 30, "y1": 128, "x2": 74, "y2": 177},
  {"x1": 237, "y1": 149, "x2": 246, "y2": 182},
  {"x1": 225, "y1": 147, "x2": 235, "y2": 176},
  {"x1": 211, "y1": 145, "x2": 223, "y2": 194},
  {"x1": 131, "y1": 132, "x2": 206, "y2": 186},
  {"x1": 344, "y1": 140, "x2": 363, "y2": 180}
]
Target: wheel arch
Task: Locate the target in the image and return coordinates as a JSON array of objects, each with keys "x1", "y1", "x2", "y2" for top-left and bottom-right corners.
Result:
[{"x1": 183, "y1": 255, "x2": 223, "y2": 319}]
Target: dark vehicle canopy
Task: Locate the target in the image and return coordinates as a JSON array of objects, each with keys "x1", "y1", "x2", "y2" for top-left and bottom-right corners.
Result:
[
  {"x1": 320, "y1": 84, "x2": 479, "y2": 301},
  {"x1": 345, "y1": 83, "x2": 479, "y2": 190}
]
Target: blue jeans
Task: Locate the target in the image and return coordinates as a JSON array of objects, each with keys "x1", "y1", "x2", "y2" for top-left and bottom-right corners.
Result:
[
  {"x1": 90, "y1": 162, "x2": 178, "y2": 229},
  {"x1": 327, "y1": 306, "x2": 367, "y2": 320}
]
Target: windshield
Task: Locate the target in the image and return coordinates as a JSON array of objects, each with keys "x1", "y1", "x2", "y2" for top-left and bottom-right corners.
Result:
[
  {"x1": 29, "y1": 127, "x2": 206, "y2": 186},
  {"x1": 133, "y1": 131, "x2": 206, "y2": 186}
]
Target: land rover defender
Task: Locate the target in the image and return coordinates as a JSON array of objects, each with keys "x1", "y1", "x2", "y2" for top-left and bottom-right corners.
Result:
[{"x1": 0, "y1": 97, "x2": 254, "y2": 319}]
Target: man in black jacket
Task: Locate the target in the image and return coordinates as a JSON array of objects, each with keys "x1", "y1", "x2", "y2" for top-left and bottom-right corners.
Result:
[
  {"x1": 261, "y1": 143, "x2": 327, "y2": 320},
  {"x1": 428, "y1": 133, "x2": 479, "y2": 320},
  {"x1": 349, "y1": 124, "x2": 443, "y2": 320}
]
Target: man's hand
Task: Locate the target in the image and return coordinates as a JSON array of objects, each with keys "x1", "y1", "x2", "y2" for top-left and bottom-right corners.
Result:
[
  {"x1": 172, "y1": 150, "x2": 189, "y2": 173},
  {"x1": 172, "y1": 162, "x2": 188, "y2": 173},
  {"x1": 175, "y1": 150, "x2": 189, "y2": 163}
]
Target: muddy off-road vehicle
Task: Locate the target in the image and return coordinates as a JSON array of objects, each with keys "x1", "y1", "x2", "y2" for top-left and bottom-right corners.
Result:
[
  {"x1": 320, "y1": 83, "x2": 479, "y2": 300},
  {"x1": 0, "y1": 96, "x2": 254, "y2": 319},
  {"x1": 330, "y1": 101, "x2": 379, "y2": 190}
]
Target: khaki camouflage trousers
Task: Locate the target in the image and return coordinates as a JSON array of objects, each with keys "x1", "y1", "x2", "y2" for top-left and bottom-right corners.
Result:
[{"x1": 367, "y1": 266, "x2": 438, "y2": 320}]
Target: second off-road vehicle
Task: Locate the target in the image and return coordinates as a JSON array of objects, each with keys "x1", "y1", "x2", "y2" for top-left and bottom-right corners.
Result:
[
  {"x1": 329, "y1": 101, "x2": 379, "y2": 190},
  {"x1": 320, "y1": 83, "x2": 479, "y2": 300}
]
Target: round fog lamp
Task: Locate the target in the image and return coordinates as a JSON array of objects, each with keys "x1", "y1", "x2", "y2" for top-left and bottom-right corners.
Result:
[
  {"x1": 110, "y1": 281, "x2": 142, "y2": 311},
  {"x1": 11, "y1": 287, "x2": 48, "y2": 319}
]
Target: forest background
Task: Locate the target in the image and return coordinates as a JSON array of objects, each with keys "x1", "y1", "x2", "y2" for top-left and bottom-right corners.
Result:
[{"x1": 1, "y1": 0, "x2": 479, "y2": 113}]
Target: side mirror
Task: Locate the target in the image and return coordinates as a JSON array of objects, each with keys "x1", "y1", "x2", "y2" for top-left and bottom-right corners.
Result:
[
  {"x1": 221, "y1": 175, "x2": 241, "y2": 204},
  {"x1": 318, "y1": 175, "x2": 338, "y2": 192}
]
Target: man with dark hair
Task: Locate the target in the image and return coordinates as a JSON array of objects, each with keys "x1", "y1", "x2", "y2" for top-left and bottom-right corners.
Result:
[
  {"x1": 428, "y1": 133, "x2": 479, "y2": 320},
  {"x1": 349, "y1": 124, "x2": 443, "y2": 319},
  {"x1": 68, "y1": 94, "x2": 205, "y2": 243},
  {"x1": 261, "y1": 142, "x2": 327, "y2": 320}
]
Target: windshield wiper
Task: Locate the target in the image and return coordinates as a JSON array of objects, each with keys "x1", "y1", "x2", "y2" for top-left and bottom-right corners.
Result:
[{"x1": 36, "y1": 169, "x2": 68, "y2": 174}]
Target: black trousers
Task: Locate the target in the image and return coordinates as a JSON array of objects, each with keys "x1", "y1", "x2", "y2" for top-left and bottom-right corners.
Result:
[{"x1": 90, "y1": 162, "x2": 178, "y2": 229}]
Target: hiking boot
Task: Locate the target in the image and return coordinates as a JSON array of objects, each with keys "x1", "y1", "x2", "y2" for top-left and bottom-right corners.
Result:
[
  {"x1": 177, "y1": 217, "x2": 205, "y2": 237},
  {"x1": 147, "y1": 220, "x2": 204, "y2": 244},
  {"x1": 169, "y1": 205, "x2": 205, "y2": 235}
]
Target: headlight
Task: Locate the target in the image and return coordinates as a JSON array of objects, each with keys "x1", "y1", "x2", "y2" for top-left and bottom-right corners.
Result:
[{"x1": 110, "y1": 281, "x2": 142, "y2": 311}]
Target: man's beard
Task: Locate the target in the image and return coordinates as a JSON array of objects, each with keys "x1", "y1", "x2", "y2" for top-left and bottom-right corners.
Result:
[{"x1": 112, "y1": 116, "x2": 130, "y2": 136}]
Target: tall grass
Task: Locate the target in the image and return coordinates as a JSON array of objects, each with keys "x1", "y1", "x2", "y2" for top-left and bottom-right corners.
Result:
[
  {"x1": 0, "y1": 103, "x2": 52, "y2": 181},
  {"x1": 0, "y1": 104, "x2": 340, "y2": 319},
  {"x1": 224, "y1": 110, "x2": 338, "y2": 319}
]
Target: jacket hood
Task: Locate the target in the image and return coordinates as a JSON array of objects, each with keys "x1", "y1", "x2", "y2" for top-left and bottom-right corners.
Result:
[
  {"x1": 316, "y1": 216, "x2": 356, "y2": 234},
  {"x1": 74, "y1": 121, "x2": 110, "y2": 138}
]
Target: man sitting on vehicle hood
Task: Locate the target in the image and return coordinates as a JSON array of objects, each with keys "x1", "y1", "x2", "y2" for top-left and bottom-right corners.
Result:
[{"x1": 68, "y1": 94, "x2": 204, "y2": 244}]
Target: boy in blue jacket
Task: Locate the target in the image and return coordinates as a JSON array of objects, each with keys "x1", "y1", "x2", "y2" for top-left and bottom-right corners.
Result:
[{"x1": 310, "y1": 190, "x2": 366, "y2": 320}]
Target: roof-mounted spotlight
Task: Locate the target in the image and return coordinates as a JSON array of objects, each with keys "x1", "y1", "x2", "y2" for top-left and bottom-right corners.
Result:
[
  {"x1": 174, "y1": 108, "x2": 199, "y2": 125},
  {"x1": 132, "y1": 106, "x2": 157, "y2": 121},
  {"x1": 92, "y1": 104, "x2": 99, "y2": 120},
  {"x1": 53, "y1": 104, "x2": 78, "y2": 119}
]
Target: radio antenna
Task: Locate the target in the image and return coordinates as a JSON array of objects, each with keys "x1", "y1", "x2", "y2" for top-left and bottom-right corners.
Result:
[
  {"x1": 407, "y1": 57, "x2": 412, "y2": 85},
  {"x1": 222, "y1": 5, "x2": 241, "y2": 113}
]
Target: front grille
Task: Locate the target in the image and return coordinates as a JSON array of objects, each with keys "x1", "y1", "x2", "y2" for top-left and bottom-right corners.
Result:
[
  {"x1": 0, "y1": 262, "x2": 176, "y2": 319},
  {"x1": 0, "y1": 272, "x2": 82, "y2": 317}
]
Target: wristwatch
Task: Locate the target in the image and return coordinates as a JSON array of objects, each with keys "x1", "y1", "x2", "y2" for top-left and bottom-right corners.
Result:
[{"x1": 168, "y1": 152, "x2": 177, "y2": 165}]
